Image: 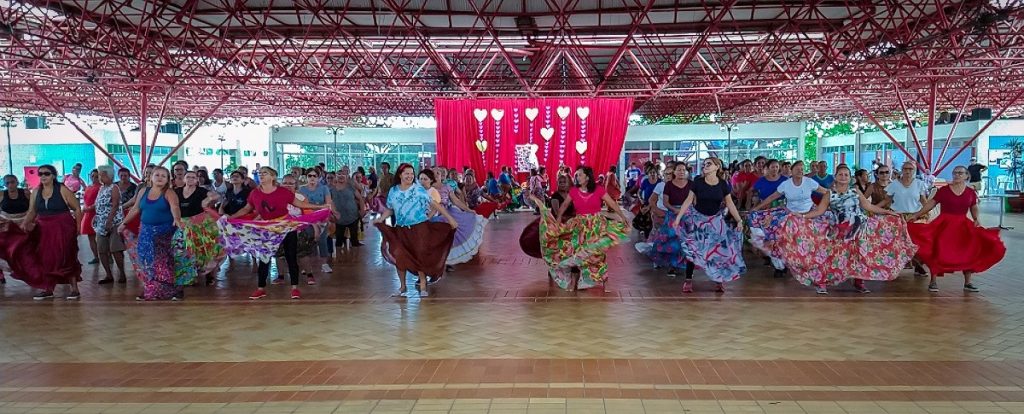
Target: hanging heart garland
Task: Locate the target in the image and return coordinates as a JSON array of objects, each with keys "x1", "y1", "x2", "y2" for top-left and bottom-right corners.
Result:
[
  {"x1": 491, "y1": 109, "x2": 504, "y2": 168},
  {"x1": 474, "y1": 109, "x2": 487, "y2": 168},
  {"x1": 543, "y1": 105, "x2": 553, "y2": 164},
  {"x1": 558, "y1": 109, "x2": 568, "y2": 165},
  {"x1": 524, "y1": 107, "x2": 538, "y2": 145},
  {"x1": 577, "y1": 106, "x2": 590, "y2": 164},
  {"x1": 512, "y1": 108, "x2": 520, "y2": 134}
]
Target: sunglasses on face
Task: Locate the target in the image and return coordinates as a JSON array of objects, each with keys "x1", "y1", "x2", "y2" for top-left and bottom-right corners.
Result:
[
  {"x1": 38, "y1": 172, "x2": 53, "y2": 177},
  {"x1": 877, "y1": 171, "x2": 890, "y2": 174},
  {"x1": 307, "y1": 174, "x2": 318, "y2": 178}
]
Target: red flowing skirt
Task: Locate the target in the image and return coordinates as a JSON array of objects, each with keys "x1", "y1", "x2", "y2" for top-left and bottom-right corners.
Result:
[
  {"x1": 376, "y1": 222, "x2": 455, "y2": 278},
  {"x1": 474, "y1": 202, "x2": 500, "y2": 219},
  {"x1": 0, "y1": 213, "x2": 82, "y2": 290},
  {"x1": 907, "y1": 213, "x2": 1005, "y2": 275}
]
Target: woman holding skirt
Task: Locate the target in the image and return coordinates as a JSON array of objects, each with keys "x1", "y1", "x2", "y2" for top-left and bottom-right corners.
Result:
[
  {"x1": 373, "y1": 164, "x2": 458, "y2": 297},
  {"x1": 175, "y1": 170, "x2": 223, "y2": 290},
  {"x1": 533, "y1": 165, "x2": 631, "y2": 292},
  {"x1": 430, "y1": 170, "x2": 487, "y2": 267},
  {"x1": 908, "y1": 165, "x2": 1005, "y2": 293},
  {"x1": 673, "y1": 157, "x2": 746, "y2": 292},
  {"x1": 793, "y1": 165, "x2": 915, "y2": 294},
  {"x1": 119, "y1": 167, "x2": 183, "y2": 301},
  {"x1": 647, "y1": 162, "x2": 693, "y2": 278},
  {"x1": 750, "y1": 160, "x2": 831, "y2": 284},
  {"x1": 1, "y1": 165, "x2": 83, "y2": 300}
]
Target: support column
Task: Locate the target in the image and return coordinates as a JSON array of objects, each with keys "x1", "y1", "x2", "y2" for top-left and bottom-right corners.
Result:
[
  {"x1": 853, "y1": 129, "x2": 863, "y2": 170},
  {"x1": 139, "y1": 91, "x2": 148, "y2": 169}
]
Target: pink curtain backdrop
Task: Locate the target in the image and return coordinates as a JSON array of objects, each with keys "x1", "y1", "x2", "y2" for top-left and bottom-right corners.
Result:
[{"x1": 435, "y1": 98, "x2": 633, "y2": 185}]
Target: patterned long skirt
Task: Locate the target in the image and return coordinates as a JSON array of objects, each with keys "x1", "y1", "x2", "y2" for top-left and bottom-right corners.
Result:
[
  {"x1": 132, "y1": 223, "x2": 177, "y2": 300},
  {"x1": 539, "y1": 207, "x2": 628, "y2": 290},
  {"x1": 776, "y1": 213, "x2": 842, "y2": 286},
  {"x1": 176, "y1": 214, "x2": 225, "y2": 282},
  {"x1": 431, "y1": 206, "x2": 488, "y2": 265},
  {"x1": 647, "y1": 212, "x2": 688, "y2": 269},
  {"x1": 681, "y1": 210, "x2": 747, "y2": 283},
  {"x1": 832, "y1": 214, "x2": 917, "y2": 282},
  {"x1": 747, "y1": 207, "x2": 790, "y2": 270}
]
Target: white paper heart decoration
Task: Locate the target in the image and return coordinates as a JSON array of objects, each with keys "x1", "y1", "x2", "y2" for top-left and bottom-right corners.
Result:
[
  {"x1": 540, "y1": 127, "x2": 554, "y2": 141},
  {"x1": 473, "y1": 108, "x2": 487, "y2": 122},
  {"x1": 524, "y1": 107, "x2": 539, "y2": 121},
  {"x1": 490, "y1": 108, "x2": 504, "y2": 122},
  {"x1": 575, "y1": 140, "x2": 588, "y2": 155},
  {"x1": 556, "y1": 106, "x2": 570, "y2": 120},
  {"x1": 576, "y1": 106, "x2": 590, "y2": 120},
  {"x1": 475, "y1": 140, "x2": 488, "y2": 153}
]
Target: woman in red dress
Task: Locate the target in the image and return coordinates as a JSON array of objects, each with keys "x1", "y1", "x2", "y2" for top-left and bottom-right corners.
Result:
[
  {"x1": 80, "y1": 169, "x2": 101, "y2": 264},
  {"x1": 908, "y1": 165, "x2": 1005, "y2": 293}
]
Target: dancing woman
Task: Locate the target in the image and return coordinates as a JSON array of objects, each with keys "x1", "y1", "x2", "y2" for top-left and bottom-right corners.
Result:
[
  {"x1": 429, "y1": 170, "x2": 487, "y2": 267},
  {"x1": 648, "y1": 162, "x2": 693, "y2": 278},
  {"x1": 0, "y1": 174, "x2": 30, "y2": 284},
  {"x1": 175, "y1": 170, "x2": 223, "y2": 288},
  {"x1": 750, "y1": 160, "x2": 830, "y2": 280},
  {"x1": 884, "y1": 161, "x2": 931, "y2": 277},
  {"x1": 373, "y1": 164, "x2": 458, "y2": 297},
  {"x1": 81, "y1": 169, "x2": 100, "y2": 265},
  {"x1": 220, "y1": 171, "x2": 252, "y2": 217},
  {"x1": 229, "y1": 167, "x2": 330, "y2": 300},
  {"x1": 533, "y1": 165, "x2": 630, "y2": 292},
  {"x1": 908, "y1": 166, "x2": 1005, "y2": 293},
  {"x1": 672, "y1": 157, "x2": 746, "y2": 292},
  {"x1": 119, "y1": 167, "x2": 183, "y2": 301},
  {"x1": 809, "y1": 165, "x2": 915, "y2": 294},
  {"x1": 14, "y1": 165, "x2": 84, "y2": 300}
]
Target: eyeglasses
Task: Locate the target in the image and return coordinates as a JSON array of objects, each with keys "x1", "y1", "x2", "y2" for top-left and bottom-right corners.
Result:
[
  {"x1": 877, "y1": 171, "x2": 890, "y2": 174},
  {"x1": 307, "y1": 174, "x2": 318, "y2": 178},
  {"x1": 38, "y1": 172, "x2": 53, "y2": 177}
]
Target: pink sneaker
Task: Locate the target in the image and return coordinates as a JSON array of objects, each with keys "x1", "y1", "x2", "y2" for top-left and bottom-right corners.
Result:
[
  {"x1": 249, "y1": 288, "x2": 267, "y2": 300},
  {"x1": 682, "y1": 280, "x2": 693, "y2": 293},
  {"x1": 306, "y1": 274, "x2": 316, "y2": 285},
  {"x1": 290, "y1": 288, "x2": 301, "y2": 299}
]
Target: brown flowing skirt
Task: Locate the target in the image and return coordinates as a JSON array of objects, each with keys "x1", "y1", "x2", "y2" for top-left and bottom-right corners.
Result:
[{"x1": 376, "y1": 221, "x2": 456, "y2": 278}]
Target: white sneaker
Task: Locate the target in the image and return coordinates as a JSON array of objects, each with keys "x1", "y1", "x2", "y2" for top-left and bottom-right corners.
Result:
[{"x1": 321, "y1": 263, "x2": 333, "y2": 273}]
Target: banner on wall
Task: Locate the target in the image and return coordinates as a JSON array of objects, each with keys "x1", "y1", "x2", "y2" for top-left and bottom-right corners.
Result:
[{"x1": 434, "y1": 98, "x2": 633, "y2": 185}]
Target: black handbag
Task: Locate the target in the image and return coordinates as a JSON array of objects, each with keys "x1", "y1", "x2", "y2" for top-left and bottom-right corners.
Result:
[{"x1": 632, "y1": 208, "x2": 653, "y2": 234}]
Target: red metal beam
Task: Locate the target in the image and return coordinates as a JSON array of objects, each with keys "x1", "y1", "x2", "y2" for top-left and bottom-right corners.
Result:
[
  {"x1": 155, "y1": 96, "x2": 230, "y2": 167},
  {"x1": 934, "y1": 90, "x2": 973, "y2": 170},
  {"x1": 925, "y1": 81, "x2": 937, "y2": 171},
  {"x1": 105, "y1": 95, "x2": 140, "y2": 176},
  {"x1": 935, "y1": 89, "x2": 1024, "y2": 174},
  {"x1": 893, "y1": 85, "x2": 930, "y2": 170},
  {"x1": 844, "y1": 90, "x2": 922, "y2": 173}
]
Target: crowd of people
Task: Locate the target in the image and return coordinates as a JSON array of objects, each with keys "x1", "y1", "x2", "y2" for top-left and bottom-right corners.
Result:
[{"x1": 0, "y1": 153, "x2": 1008, "y2": 301}]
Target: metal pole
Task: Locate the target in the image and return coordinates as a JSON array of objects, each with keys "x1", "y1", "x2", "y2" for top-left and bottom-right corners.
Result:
[
  {"x1": 333, "y1": 130, "x2": 338, "y2": 171},
  {"x1": 218, "y1": 136, "x2": 226, "y2": 169},
  {"x1": 5, "y1": 118, "x2": 13, "y2": 175},
  {"x1": 727, "y1": 126, "x2": 733, "y2": 162}
]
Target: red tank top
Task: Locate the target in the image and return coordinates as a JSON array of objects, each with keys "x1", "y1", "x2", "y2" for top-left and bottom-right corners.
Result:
[{"x1": 571, "y1": 186, "x2": 606, "y2": 215}]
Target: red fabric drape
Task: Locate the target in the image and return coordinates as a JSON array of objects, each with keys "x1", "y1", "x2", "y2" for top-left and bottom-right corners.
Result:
[{"x1": 435, "y1": 98, "x2": 633, "y2": 185}]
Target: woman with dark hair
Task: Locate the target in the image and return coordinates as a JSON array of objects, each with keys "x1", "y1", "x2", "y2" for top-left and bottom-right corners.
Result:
[
  {"x1": 605, "y1": 165, "x2": 622, "y2": 205},
  {"x1": 528, "y1": 168, "x2": 546, "y2": 215},
  {"x1": 228, "y1": 167, "x2": 331, "y2": 300},
  {"x1": 220, "y1": 171, "x2": 252, "y2": 217},
  {"x1": 8, "y1": 165, "x2": 83, "y2": 300},
  {"x1": 648, "y1": 162, "x2": 692, "y2": 278},
  {"x1": 750, "y1": 160, "x2": 830, "y2": 283},
  {"x1": 119, "y1": 166, "x2": 182, "y2": 300},
  {"x1": 175, "y1": 170, "x2": 223, "y2": 289},
  {"x1": 171, "y1": 161, "x2": 188, "y2": 189},
  {"x1": 908, "y1": 165, "x2": 1005, "y2": 293},
  {"x1": 430, "y1": 168, "x2": 487, "y2": 268},
  {"x1": 532, "y1": 165, "x2": 630, "y2": 291},
  {"x1": 0, "y1": 174, "x2": 30, "y2": 284},
  {"x1": 673, "y1": 157, "x2": 746, "y2": 292},
  {"x1": 373, "y1": 164, "x2": 458, "y2": 297}
]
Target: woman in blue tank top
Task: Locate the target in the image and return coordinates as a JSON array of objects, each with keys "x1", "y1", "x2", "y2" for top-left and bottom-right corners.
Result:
[{"x1": 119, "y1": 166, "x2": 183, "y2": 301}]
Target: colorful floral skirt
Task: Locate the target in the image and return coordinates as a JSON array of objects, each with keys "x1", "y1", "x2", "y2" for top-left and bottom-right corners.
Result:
[
  {"x1": 431, "y1": 206, "x2": 487, "y2": 265},
  {"x1": 0, "y1": 213, "x2": 81, "y2": 291},
  {"x1": 777, "y1": 213, "x2": 842, "y2": 286},
  {"x1": 647, "y1": 212, "x2": 688, "y2": 269},
  {"x1": 377, "y1": 221, "x2": 456, "y2": 278},
  {"x1": 176, "y1": 214, "x2": 225, "y2": 282},
  {"x1": 218, "y1": 210, "x2": 331, "y2": 263},
  {"x1": 831, "y1": 214, "x2": 917, "y2": 282},
  {"x1": 130, "y1": 223, "x2": 177, "y2": 300},
  {"x1": 681, "y1": 210, "x2": 747, "y2": 283},
  {"x1": 908, "y1": 213, "x2": 1005, "y2": 275},
  {"x1": 747, "y1": 208, "x2": 789, "y2": 270},
  {"x1": 539, "y1": 207, "x2": 628, "y2": 290}
]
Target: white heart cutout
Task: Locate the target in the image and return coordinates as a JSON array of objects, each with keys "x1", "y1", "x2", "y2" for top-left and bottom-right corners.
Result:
[
  {"x1": 576, "y1": 107, "x2": 590, "y2": 120},
  {"x1": 475, "y1": 140, "x2": 488, "y2": 153},
  {"x1": 575, "y1": 140, "x2": 588, "y2": 155},
  {"x1": 524, "y1": 107, "x2": 539, "y2": 121},
  {"x1": 556, "y1": 106, "x2": 570, "y2": 120},
  {"x1": 473, "y1": 108, "x2": 487, "y2": 123},
  {"x1": 490, "y1": 108, "x2": 504, "y2": 122},
  {"x1": 540, "y1": 127, "x2": 554, "y2": 141}
]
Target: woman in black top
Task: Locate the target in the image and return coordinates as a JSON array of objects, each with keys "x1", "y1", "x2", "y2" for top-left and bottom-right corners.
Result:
[
  {"x1": 16, "y1": 165, "x2": 83, "y2": 300},
  {"x1": 1, "y1": 174, "x2": 29, "y2": 215},
  {"x1": 220, "y1": 171, "x2": 252, "y2": 216},
  {"x1": 672, "y1": 157, "x2": 746, "y2": 293},
  {"x1": 175, "y1": 171, "x2": 221, "y2": 288},
  {"x1": 176, "y1": 171, "x2": 211, "y2": 218}
]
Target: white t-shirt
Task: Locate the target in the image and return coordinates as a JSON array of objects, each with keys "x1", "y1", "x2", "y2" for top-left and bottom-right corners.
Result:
[
  {"x1": 653, "y1": 182, "x2": 668, "y2": 211},
  {"x1": 776, "y1": 177, "x2": 821, "y2": 213},
  {"x1": 885, "y1": 179, "x2": 929, "y2": 213}
]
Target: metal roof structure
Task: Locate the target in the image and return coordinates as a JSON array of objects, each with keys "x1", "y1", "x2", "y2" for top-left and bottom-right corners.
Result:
[{"x1": 2, "y1": 0, "x2": 1024, "y2": 122}]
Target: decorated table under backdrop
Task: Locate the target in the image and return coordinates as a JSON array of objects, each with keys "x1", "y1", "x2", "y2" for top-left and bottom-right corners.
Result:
[{"x1": 434, "y1": 98, "x2": 633, "y2": 185}]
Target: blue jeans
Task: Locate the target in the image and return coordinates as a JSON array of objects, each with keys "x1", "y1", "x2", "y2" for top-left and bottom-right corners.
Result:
[{"x1": 315, "y1": 227, "x2": 331, "y2": 258}]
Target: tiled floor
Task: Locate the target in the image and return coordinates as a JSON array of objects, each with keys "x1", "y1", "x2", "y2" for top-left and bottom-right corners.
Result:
[{"x1": 1, "y1": 198, "x2": 1023, "y2": 412}]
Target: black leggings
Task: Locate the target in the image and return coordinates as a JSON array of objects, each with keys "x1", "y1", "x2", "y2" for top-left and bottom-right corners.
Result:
[
  {"x1": 682, "y1": 262, "x2": 696, "y2": 279},
  {"x1": 258, "y1": 231, "x2": 299, "y2": 287},
  {"x1": 335, "y1": 220, "x2": 360, "y2": 245}
]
